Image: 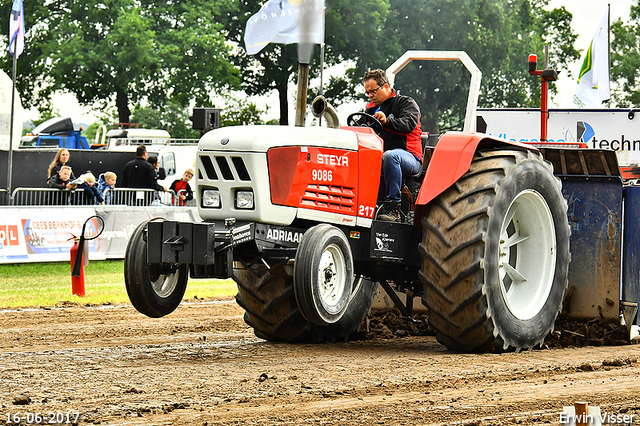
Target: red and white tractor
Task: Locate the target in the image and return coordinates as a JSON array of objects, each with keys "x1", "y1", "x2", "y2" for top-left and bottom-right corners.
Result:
[{"x1": 124, "y1": 51, "x2": 633, "y2": 352}]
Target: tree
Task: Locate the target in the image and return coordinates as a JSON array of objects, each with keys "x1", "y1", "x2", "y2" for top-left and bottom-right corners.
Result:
[
  {"x1": 223, "y1": 0, "x2": 391, "y2": 125},
  {"x1": 225, "y1": 0, "x2": 577, "y2": 132},
  {"x1": 131, "y1": 103, "x2": 200, "y2": 139},
  {"x1": 219, "y1": 93, "x2": 268, "y2": 127},
  {"x1": 0, "y1": 1, "x2": 241, "y2": 124},
  {"x1": 611, "y1": 0, "x2": 640, "y2": 107},
  {"x1": 377, "y1": 0, "x2": 579, "y2": 133}
]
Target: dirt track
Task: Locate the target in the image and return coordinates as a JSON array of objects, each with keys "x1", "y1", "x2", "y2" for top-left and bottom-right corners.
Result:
[{"x1": 1, "y1": 299, "x2": 640, "y2": 425}]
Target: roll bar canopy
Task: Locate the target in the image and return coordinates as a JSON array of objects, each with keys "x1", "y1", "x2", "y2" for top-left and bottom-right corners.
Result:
[{"x1": 386, "y1": 50, "x2": 482, "y2": 133}]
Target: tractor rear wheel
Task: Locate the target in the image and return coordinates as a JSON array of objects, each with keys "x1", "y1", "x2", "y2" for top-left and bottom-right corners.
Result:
[
  {"x1": 420, "y1": 149, "x2": 570, "y2": 352},
  {"x1": 234, "y1": 255, "x2": 376, "y2": 343},
  {"x1": 125, "y1": 220, "x2": 188, "y2": 318}
]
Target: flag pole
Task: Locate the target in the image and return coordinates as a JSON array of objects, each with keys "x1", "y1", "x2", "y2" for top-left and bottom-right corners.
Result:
[
  {"x1": 318, "y1": 0, "x2": 326, "y2": 125},
  {"x1": 7, "y1": 47, "x2": 17, "y2": 196},
  {"x1": 607, "y1": 3, "x2": 611, "y2": 107}
]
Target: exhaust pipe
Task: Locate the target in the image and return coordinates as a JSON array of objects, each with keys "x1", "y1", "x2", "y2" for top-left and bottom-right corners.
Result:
[{"x1": 312, "y1": 96, "x2": 341, "y2": 129}]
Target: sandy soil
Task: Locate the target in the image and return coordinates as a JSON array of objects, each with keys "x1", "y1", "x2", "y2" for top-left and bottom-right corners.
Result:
[{"x1": 1, "y1": 299, "x2": 640, "y2": 425}]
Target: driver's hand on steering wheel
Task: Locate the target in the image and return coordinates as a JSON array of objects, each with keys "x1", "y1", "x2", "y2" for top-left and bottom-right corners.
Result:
[{"x1": 373, "y1": 111, "x2": 387, "y2": 125}]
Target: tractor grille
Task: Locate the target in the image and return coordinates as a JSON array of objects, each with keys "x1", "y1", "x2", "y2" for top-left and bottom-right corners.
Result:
[
  {"x1": 301, "y1": 184, "x2": 355, "y2": 213},
  {"x1": 200, "y1": 155, "x2": 251, "y2": 182}
]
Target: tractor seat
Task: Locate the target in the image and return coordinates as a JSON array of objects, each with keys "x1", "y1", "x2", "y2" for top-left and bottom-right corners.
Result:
[{"x1": 405, "y1": 132, "x2": 430, "y2": 179}]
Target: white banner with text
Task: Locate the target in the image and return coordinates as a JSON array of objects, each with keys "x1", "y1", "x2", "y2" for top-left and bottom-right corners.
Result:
[{"x1": 0, "y1": 207, "x2": 201, "y2": 263}]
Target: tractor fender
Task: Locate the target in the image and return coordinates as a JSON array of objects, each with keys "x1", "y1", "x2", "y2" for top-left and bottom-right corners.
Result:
[{"x1": 416, "y1": 132, "x2": 537, "y2": 207}]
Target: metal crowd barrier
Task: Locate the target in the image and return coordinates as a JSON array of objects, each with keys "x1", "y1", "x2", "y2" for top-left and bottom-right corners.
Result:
[
  {"x1": 7, "y1": 188, "x2": 197, "y2": 207},
  {"x1": 174, "y1": 189, "x2": 196, "y2": 206},
  {"x1": 103, "y1": 188, "x2": 164, "y2": 206},
  {"x1": 11, "y1": 188, "x2": 88, "y2": 206}
]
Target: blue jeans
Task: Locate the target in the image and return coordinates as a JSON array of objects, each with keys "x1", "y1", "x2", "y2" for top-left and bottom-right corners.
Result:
[{"x1": 382, "y1": 149, "x2": 422, "y2": 203}]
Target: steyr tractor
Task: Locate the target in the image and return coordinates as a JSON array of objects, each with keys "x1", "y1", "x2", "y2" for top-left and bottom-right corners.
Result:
[{"x1": 124, "y1": 51, "x2": 637, "y2": 352}]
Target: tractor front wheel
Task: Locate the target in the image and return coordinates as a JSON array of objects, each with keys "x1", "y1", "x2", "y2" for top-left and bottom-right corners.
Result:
[
  {"x1": 124, "y1": 220, "x2": 188, "y2": 318},
  {"x1": 293, "y1": 224, "x2": 354, "y2": 326},
  {"x1": 420, "y1": 149, "x2": 570, "y2": 352},
  {"x1": 234, "y1": 254, "x2": 376, "y2": 343}
]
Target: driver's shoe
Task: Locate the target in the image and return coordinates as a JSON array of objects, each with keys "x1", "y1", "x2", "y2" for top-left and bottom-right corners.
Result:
[{"x1": 377, "y1": 201, "x2": 401, "y2": 222}]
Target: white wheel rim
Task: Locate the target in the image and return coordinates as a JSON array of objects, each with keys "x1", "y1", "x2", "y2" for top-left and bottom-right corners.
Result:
[
  {"x1": 151, "y1": 272, "x2": 180, "y2": 298},
  {"x1": 498, "y1": 189, "x2": 556, "y2": 320},
  {"x1": 317, "y1": 243, "x2": 347, "y2": 314}
]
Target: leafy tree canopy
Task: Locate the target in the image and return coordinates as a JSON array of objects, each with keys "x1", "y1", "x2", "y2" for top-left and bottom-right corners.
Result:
[
  {"x1": 611, "y1": 0, "x2": 640, "y2": 107},
  {"x1": 224, "y1": 0, "x2": 391, "y2": 125},
  {"x1": 225, "y1": 0, "x2": 577, "y2": 132},
  {"x1": 1, "y1": 0, "x2": 579, "y2": 134},
  {"x1": 367, "y1": 0, "x2": 579, "y2": 133},
  {"x1": 0, "y1": 0, "x2": 241, "y2": 124}
]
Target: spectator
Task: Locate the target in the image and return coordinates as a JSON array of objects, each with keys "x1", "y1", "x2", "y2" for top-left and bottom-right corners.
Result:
[
  {"x1": 76, "y1": 172, "x2": 104, "y2": 205},
  {"x1": 48, "y1": 165, "x2": 77, "y2": 190},
  {"x1": 170, "y1": 168, "x2": 194, "y2": 206},
  {"x1": 48, "y1": 165, "x2": 77, "y2": 205},
  {"x1": 97, "y1": 172, "x2": 117, "y2": 205},
  {"x1": 121, "y1": 145, "x2": 166, "y2": 191},
  {"x1": 147, "y1": 155, "x2": 159, "y2": 171},
  {"x1": 121, "y1": 145, "x2": 166, "y2": 205},
  {"x1": 147, "y1": 154, "x2": 162, "y2": 183},
  {"x1": 47, "y1": 148, "x2": 75, "y2": 184}
]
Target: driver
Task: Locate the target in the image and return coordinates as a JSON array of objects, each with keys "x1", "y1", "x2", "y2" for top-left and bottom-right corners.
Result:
[{"x1": 361, "y1": 69, "x2": 423, "y2": 222}]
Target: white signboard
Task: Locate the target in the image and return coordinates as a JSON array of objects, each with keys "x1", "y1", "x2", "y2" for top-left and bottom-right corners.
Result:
[
  {"x1": 0, "y1": 207, "x2": 201, "y2": 263},
  {"x1": 0, "y1": 69, "x2": 23, "y2": 151},
  {"x1": 477, "y1": 108, "x2": 640, "y2": 166}
]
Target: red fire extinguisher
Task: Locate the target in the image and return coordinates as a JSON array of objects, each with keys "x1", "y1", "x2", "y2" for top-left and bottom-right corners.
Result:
[
  {"x1": 69, "y1": 215, "x2": 104, "y2": 297},
  {"x1": 70, "y1": 237, "x2": 85, "y2": 297}
]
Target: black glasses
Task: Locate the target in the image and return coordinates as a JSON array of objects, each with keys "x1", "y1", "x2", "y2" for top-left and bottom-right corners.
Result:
[{"x1": 365, "y1": 85, "x2": 384, "y2": 96}]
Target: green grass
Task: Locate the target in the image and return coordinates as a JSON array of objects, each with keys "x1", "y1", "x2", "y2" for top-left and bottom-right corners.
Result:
[{"x1": 0, "y1": 260, "x2": 237, "y2": 309}]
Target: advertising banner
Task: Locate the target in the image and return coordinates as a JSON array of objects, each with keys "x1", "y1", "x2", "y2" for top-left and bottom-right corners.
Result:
[
  {"x1": 0, "y1": 206, "x2": 201, "y2": 263},
  {"x1": 477, "y1": 108, "x2": 640, "y2": 166}
]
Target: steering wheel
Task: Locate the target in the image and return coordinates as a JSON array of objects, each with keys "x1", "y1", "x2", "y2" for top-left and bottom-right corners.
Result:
[{"x1": 347, "y1": 112, "x2": 383, "y2": 136}]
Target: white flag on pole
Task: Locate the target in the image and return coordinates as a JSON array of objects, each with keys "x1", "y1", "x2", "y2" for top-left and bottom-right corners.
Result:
[
  {"x1": 244, "y1": 0, "x2": 324, "y2": 55},
  {"x1": 8, "y1": 0, "x2": 25, "y2": 58},
  {"x1": 573, "y1": 11, "x2": 610, "y2": 108}
]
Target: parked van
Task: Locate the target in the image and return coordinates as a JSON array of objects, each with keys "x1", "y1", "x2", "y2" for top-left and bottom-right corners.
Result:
[{"x1": 152, "y1": 145, "x2": 197, "y2": 189}]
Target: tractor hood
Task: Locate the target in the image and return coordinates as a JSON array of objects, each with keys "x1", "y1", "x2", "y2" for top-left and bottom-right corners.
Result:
[{"x1": 198, "y1": 125, "x2": 359, "y2": 153}]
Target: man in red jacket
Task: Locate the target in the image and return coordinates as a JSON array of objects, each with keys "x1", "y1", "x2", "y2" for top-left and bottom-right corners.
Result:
[{"x1": 362, "y1": 69, "x2": 423, "y2": 222}]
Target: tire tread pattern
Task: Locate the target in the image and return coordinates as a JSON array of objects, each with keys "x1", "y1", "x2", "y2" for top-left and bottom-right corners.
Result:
[{"x1": 420, "y1": 149, "x2": 570, "y2": 352}]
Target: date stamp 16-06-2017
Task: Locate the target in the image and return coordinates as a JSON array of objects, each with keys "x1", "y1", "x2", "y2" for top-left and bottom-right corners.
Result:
[{"x1": 4, "y1": 412, "x2": 81, "y2": 425}]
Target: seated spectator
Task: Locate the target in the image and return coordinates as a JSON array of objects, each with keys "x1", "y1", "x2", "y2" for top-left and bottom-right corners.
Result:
[
  {"x1": 48, "y1": 165, "x2": 77, "y2": 205},
  {"x1": 75, "y1": 172, "x2": 104, "y2": 205},
  {"x1": 97, "y1": 172, "x2": 117, "y2": 205},
  {"x1": 170, "y1": 168, "x2": 194, "y2": 206}
]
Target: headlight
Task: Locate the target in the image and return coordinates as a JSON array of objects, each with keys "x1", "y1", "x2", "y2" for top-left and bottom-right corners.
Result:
[
  {"x1": 202, "y1": 189, "x2": 221, "y2": 207},
  {"x1": 236, "y1": 190, "x2": 254, "y2": 209}
]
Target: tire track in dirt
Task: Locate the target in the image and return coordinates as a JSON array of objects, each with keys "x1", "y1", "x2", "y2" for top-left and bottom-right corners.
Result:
[{"x1": 1, "y1": 301, "x2": 639, "y2": 425}]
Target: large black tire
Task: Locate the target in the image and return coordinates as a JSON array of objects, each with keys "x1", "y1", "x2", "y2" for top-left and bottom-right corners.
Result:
[
  {"x1": 124, "y1": 220, "x2": 188, "y2": 318},
  {"x1": 234, "y1": 255, "x2": 376, "y2": 343},
  {"x1": 420, "y1": 149, "x2": 570, "y2": 352},
  {"x1": 294, "y1": 224, "x2": 354, "y2": 326}
]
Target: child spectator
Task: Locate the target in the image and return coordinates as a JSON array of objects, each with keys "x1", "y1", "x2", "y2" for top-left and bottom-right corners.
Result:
[
  {"x1": 48, "y1": 165, "x2": 77, "y2": 190},
  {"x1": 170, "y1": 168, "x2": 194, "y2": 206},
  {"x1": 48, "y1": 165, "x2": 77, "y2": 205},
  {"x1": 76, "y1": 172, "x2": 104, "y2": 205},
  {"x1": 97, "y1": 172, "x2": 117, "y2": 205},
  {"x1": 47, "y1": 148, "x2": 75, "y2": 185}
]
